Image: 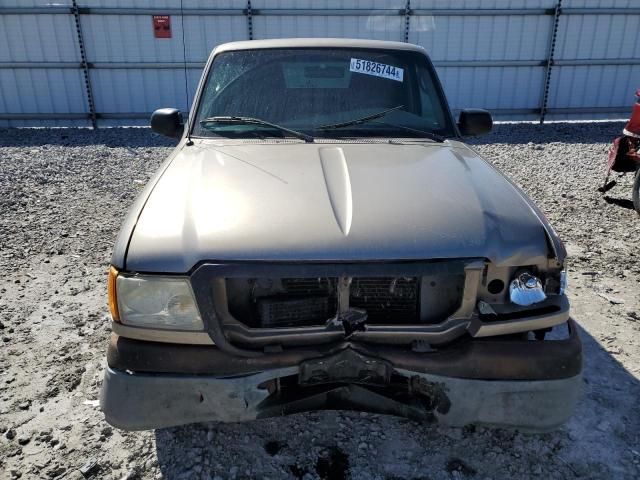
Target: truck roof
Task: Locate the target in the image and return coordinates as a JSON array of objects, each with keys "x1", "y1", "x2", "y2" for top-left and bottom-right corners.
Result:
[{"x1": 213, "y1": 38, "x2": 426, "y2": 55}]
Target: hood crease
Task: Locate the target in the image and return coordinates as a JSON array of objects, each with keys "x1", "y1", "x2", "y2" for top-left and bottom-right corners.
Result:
[{"x1": 319, "y1": 147, "x2": 353, "y2": 236}]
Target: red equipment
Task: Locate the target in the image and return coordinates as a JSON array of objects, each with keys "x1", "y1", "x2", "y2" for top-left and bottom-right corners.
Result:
[
  {"x1": 623, "y1": 89, "x2": 640, "y2": 138},
  {"x1": 600, "y1": 90, "x2": 640, "y2": 213}
]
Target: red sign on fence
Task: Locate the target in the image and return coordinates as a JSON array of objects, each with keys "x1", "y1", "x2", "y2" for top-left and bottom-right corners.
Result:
[{"x1": 153, "y1": 15, "x2": 171, "y2": 39}]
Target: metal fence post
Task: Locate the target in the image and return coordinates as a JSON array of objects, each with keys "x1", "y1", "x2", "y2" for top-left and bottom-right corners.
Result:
[
  {"x1": 404, "y1": 0, "x2": 411, "y2": 43},
  {"x1": 71, "y1": 0, "x2": 97, "y2": 128},
  {"x1": 246, "y1": 1, "x2": 254, "y2": 40},
  {"x1": 540, "y1": 0, "x2": 563, "y2": 124}
]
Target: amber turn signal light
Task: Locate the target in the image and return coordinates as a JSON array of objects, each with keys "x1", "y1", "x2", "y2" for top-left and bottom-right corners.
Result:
[{"x1": 107, "y1": 266, "x2": 120, "y2": 322}]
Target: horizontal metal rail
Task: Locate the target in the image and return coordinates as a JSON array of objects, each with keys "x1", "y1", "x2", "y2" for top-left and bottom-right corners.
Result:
[
  {"x1": 0, "y1": 7, "x2": 71, "y2": 14},
  {"x1": 88, "y1": 62, "x2": 204, "y2": 69},
  {"x1": 563, "y1": 8, "x2": 640, "y2": 15},
  {"x1": 1, "y1": 62, "x2": 80, "y2": 69},
  {"x1": 5, "y1": 58, "x2": 640, "y2": 70},
  {"x1": 477, "y1": 108, "x2": 539, "y2": 115},
  {"x1": 436, "y1": 60, "x2": 546, "y2": 67},
  {"x1": 0, "y1": 113, "x2": 147, "y2": 120},
  {"x1": 1, "y1": 107, "x2": 632, "y2": 122},
  {"x1": 97, "y1": 113, "x2": 150, "y2": 119},
  {"x1": 553, "y1": 58, "x2": 640, "y2": 66},
  {"x1": 411, "y1": 8, "x2": 552, "y2": 16},
  {"x1": 77, "y1": 8, "x2": 246, "y2": 16},
  {"x1": 1, "y1": 7, "x2": 638, "y2": 16},
  {"x1": 548, "y1": 107, "x2": 633, "y2": 114},
  {"x1": 0, "y1": 113, "x2": 88, "y2": 120}
]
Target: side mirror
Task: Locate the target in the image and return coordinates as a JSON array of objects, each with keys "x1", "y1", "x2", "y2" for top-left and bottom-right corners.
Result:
[
  {"x1": 150, "y1": 108, "x2": 184, "y2": 138},
  {"x1": 458, "y1": 109, "x2": 493, "y2": 137}
]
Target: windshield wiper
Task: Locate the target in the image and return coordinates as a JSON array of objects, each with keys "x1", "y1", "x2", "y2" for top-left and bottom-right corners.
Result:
[
  {"x1": 372, "y1": 121, "x2": 446, "y2": 143},
  {"x1": 315, "y1": 105, "x2": 445, "y2": 143},
  {"x1": 316, "y1": 105, "x2": 405, "y2": 131},
  {"x1": 200, "y1": 116, "x2": 314, "y2": 143}
]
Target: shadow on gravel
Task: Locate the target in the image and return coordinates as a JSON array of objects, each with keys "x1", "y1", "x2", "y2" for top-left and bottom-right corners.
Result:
[
  {"x1": 468, "y1": 121, "x2": 626, "y2": 145},
  {"x1": 603, "y1": 195, "x2": 637, "y2": 211},
  {"x1": 152, "y1": 322, "x2": 640, "y2": 479},
  {"x1": 0, "y1": 127, "x2": 177, "y2": 147}
]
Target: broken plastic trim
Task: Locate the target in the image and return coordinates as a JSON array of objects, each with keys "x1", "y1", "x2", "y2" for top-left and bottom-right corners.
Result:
[
  {"x1": 328, "y1": 275, "x2": 369, "y2": 336},
  {"x1": 256, "y1": 369, "x2": 451, "y2": 422},
  {"x1": 337, "y1": 308, "x2": 368, "y2": 336}
]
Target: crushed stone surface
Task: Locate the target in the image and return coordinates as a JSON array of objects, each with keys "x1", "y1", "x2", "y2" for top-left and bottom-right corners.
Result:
[{"x1": 0, "y1": 123, "x2": 639, "y2": 479}]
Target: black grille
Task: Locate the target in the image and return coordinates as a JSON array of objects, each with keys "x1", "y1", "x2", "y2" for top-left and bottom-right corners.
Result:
[
  {"x1": 228, "y1": 276, "x2": 421, "y2": 328},
  {"x1": 350, "y1": 277, "x2": 418, "y2": 323},
  {"x1": 281, "y1": 278, "x2": 334, "y2": 296},
  {"x1": 257, "y1": 296, "x2": 330, "y2": 328},
  {"x1": 255, "y1": 278, "x2": 335, "y2": 327}
]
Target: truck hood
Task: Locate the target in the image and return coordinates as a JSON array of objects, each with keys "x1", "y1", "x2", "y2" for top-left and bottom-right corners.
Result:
[{"x1": 124, "y1": 140, "x2": 555, "y2": 273}]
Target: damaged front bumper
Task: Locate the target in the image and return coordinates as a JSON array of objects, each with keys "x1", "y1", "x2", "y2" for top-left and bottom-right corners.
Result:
[
  {"x1": 100, "y1": 320, "x2": 582, "y2": 432},
  {"x1": 101, "y1": 367, "x2": 581, "y2": 433}
]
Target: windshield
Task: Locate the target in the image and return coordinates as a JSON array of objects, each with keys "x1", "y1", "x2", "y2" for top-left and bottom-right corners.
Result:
[{"x1": 192, "y1": 48, "x2": 455, "y2": 139}]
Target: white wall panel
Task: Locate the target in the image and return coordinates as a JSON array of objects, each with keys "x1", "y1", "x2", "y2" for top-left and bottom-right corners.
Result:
[
  {"x1": 90, "y1": 68, "x2": 201, "y2": 114},
  {"x1": 253, "y1": 15, "x2": 404, "y2": 41},
  {"x1": 438, "y1": 66, "x2": 544, "y2": 112},
  {"x1": 81, "y1": 14, "x2": 246, "y2": 63},
  {"x1": 555, "y1": 13, "x2": 640, "y2": 60},
  {"x1": 252, "y1": 0, "x2": 405, "y2": 40},
  {"x1": 548, "y1": 65, "x2": 640, "y2": 109},
  {"x1": 409, "y1": 14, "x2": 551, "y2": 61},
  {"x1": 0, "y1": 3, "x2": 87, "y2": 126},
  {"x1": 0, "y1": 69, "x2": 87, "y2": 112},
  {"x1": 0, "y1": 14, "x2": 79, "y2": 62}
]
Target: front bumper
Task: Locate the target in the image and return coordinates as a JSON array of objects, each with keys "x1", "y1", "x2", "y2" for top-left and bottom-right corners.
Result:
[
  {"x1": 100, "y1": 320, "x2": 582, "y2": 432},
  {"x1": 101, "y1": 366, "x2": 581, "y2": 433}
]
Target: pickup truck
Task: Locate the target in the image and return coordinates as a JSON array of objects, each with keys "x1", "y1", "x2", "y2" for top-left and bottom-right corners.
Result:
[{"x1": 100, "y1": 38, "x2": 581, "y2": 432}]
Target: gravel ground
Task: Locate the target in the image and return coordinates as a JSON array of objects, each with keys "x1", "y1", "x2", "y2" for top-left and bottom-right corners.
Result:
[{"x1": 0, "y1": 123, "x2": 639, "y2": 480}]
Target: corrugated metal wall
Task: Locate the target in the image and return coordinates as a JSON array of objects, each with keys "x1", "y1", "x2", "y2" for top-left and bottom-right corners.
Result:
[
  {"x1": 1, "y1": 0, "x2": 639, "y2": 127},
  {"x1": 549, "y1": 0, "x2": 640, "y2": 119},
  {"x1": 0, "y1": 0, "x2": 87, "y2": 126},
  {"x1": 410, "y1": 0, "x2": 556, "y2": 121}
]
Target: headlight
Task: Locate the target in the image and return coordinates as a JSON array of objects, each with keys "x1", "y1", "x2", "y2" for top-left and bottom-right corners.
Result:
[
  {"x1": 116, "y1": 275, "x2": 204, "y2": 330},
  {"x1": 509, "y1": 272, "x2": 547, "y2": 306}
]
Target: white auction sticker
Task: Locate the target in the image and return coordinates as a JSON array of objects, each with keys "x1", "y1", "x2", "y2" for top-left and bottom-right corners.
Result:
[{"x1": 349, "y1": 58, "x2": 404, "y2": 82}]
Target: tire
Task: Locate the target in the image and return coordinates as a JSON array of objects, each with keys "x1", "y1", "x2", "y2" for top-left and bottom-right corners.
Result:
[{"x1": 634, "y1": 169, "x2": 640, "y2": 214}]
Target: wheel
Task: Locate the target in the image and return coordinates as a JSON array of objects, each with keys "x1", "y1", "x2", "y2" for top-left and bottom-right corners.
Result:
[{"x1": 633, "y1": 169, "x2": 640, "y2": 213}]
